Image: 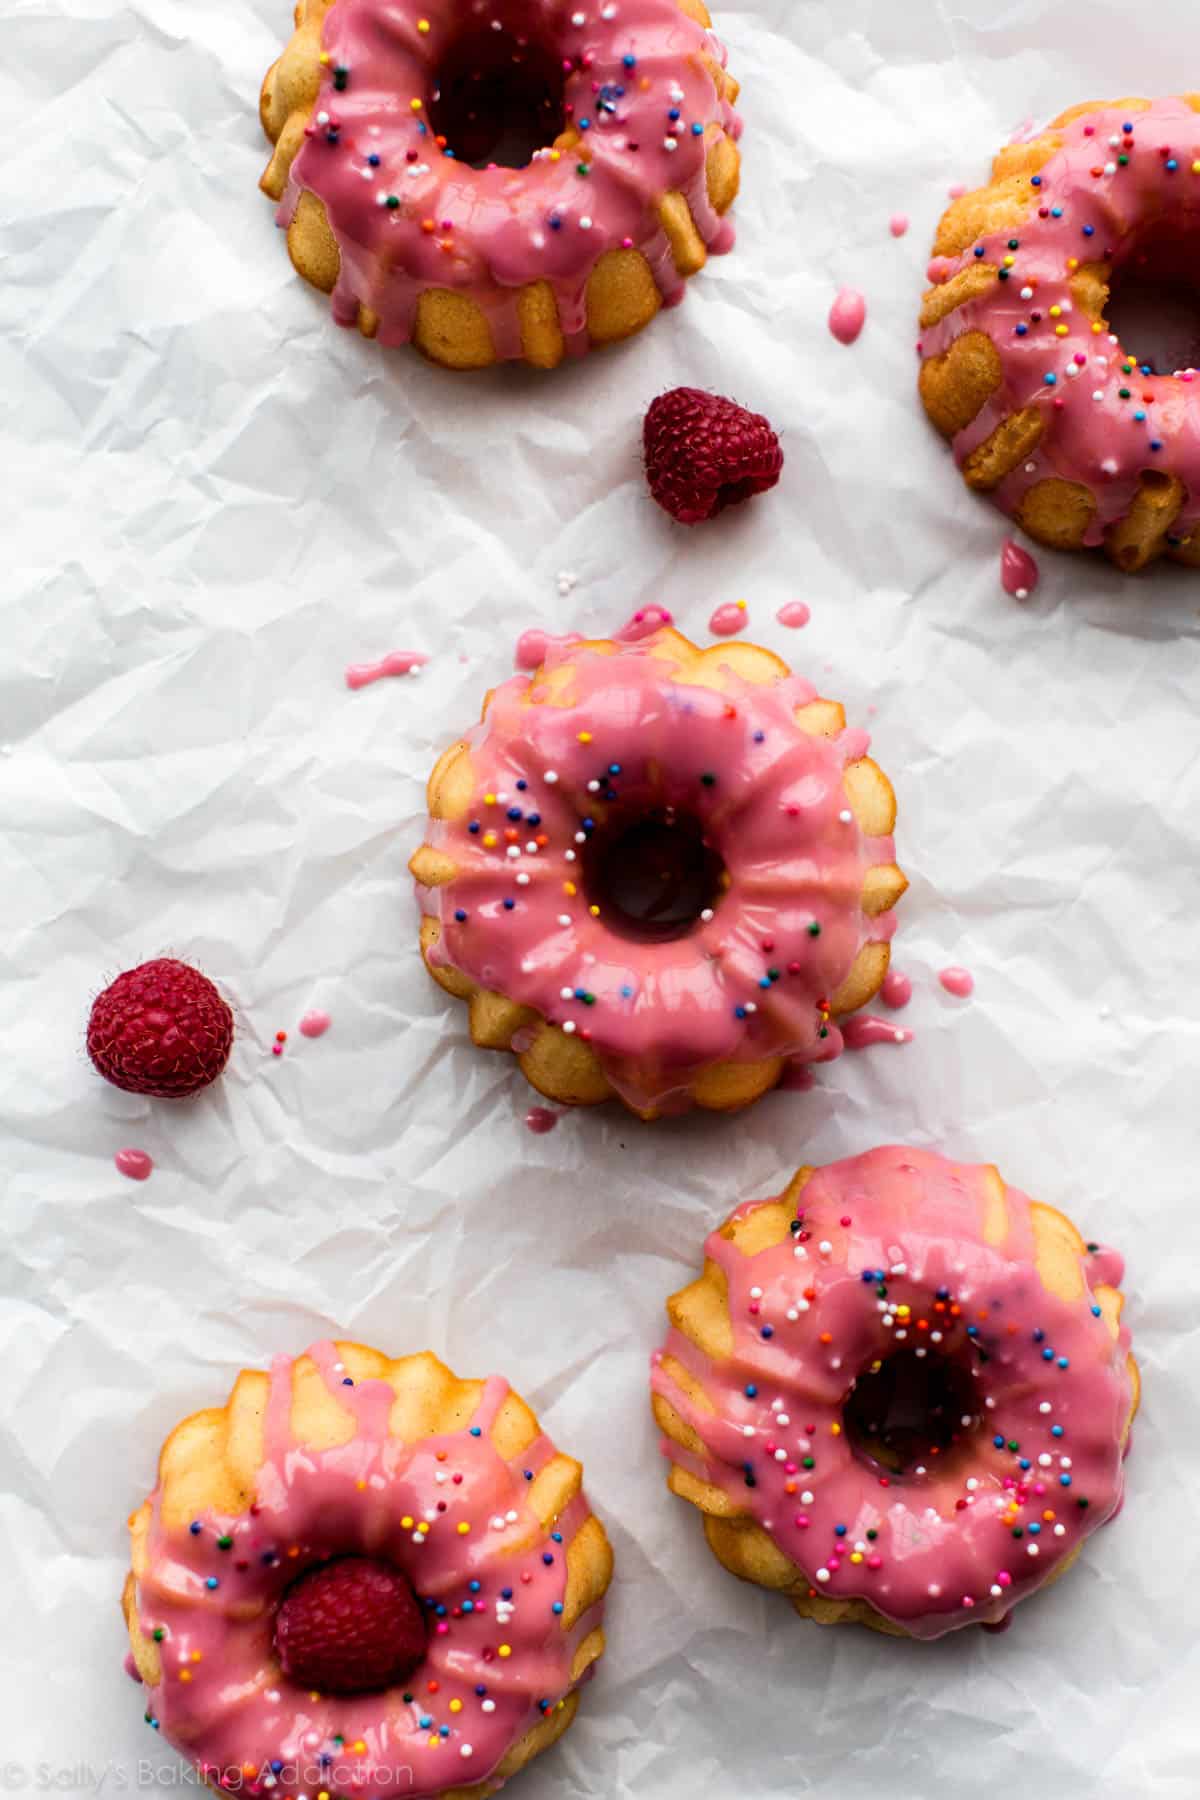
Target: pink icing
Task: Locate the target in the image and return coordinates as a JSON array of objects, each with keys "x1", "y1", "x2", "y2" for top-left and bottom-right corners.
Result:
[
  {"x1": 1001, "y1": 538, "x2": 1041, "y2": 598},
  {"x1": 345, "y1": 651, "x2": 428, "y2": 690},
  {"x1": 127, "y1": 1343, "x2": 603, "y2": 1797},
  {"x1": 879, "y1": 968, "x2": 912, "y2": 1010},
  {"x1": 615, "y1": 604, "x2": 675, "y2": 641},
  {"x1": 828, "y1": 288, "x2": 867, "y2": 346},
  {"x1": 652, "y1": 1147, "x2": 1135, "y2": 1639},
  {"x1": 922, "y1": 100, "x2": 1200, "y2": 545},
  {"x1": 281, "y1": 0, "x2": 741, "y2": 358},
  {"x1": 415, "y1": 631, "x2": 901, "y2": 1112},
  {"x1": 524, "y1": 1105, "x2": 560, "y2": 1134},
  {"x1": 840, "y1": 1014, "x2": 912, "y2": 1051},
  {"x1": 707, "y1": 601, "x2": 747, "y2": 636},
  {"x1": 939, "y1": 965, "x2": 975, "y2": 998},
  {"x1": 889, "y1": 214, "x2": 909, "y2": 239},
  {"x1": 775, "y1": 601, "x2": 810, "y2": 629},
  {"x1": 298, "y1": 1010, "x2": 332, "y2": 1038},
  {"x1": 115, "y1": 1148, "x2": 154, "y2": 1181}
]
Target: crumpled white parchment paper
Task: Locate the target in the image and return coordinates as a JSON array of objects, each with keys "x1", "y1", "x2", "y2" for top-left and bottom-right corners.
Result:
[{"x1": 3, "y1": 0, "x2": 1199, "y2": 1794}]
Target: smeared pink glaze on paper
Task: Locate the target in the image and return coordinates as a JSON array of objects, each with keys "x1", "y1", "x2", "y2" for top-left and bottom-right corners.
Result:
[
  {"x1": 414, "y1": 630, "x2": 902, "y2": 1112},
  {"x1": 345, "y1": 651, "x2": 428, "y2": 690},
  {"x1": 921, "y1": 100, "x2": 1200, "y2": 545},
  {"x1": 828, "y1": 288, "x2": 867, "y2": 346},
  {"x1": 524, "y1": 1105, "x2": 560, "y2": 1134},
  {"x1": 298, "y1": 1010, "x2": 332, "y2": 1038},
  {"x1": 880, "y1": 968, "x2": 912, "y2": 1010},
  {"x1": 281, "y1": 0, "x2": 742, "y2": 358},
  {"x1": 707, "y1": 601, "x2": 747, "y2": 636},
  {"x1": 126, "y1": 1343, "x2": 604, "y2": 1796},
  {"x1": 1001, "y1": 538, "x2": 1040, "y2": 598},
  {"x1": 776, "y1": 601, "x2": 811, "y2": 629},
  {"x1": 841, "y1": 1014, "x2": 912, "y2": 1050},
  {"x1": 652, "y1": 1147, "x2": 1135, "y2": 1639},
  {"x1": 939, "y1": 965, "x2": 975, "y2": 998},
  {"x1": 115, "y1": 1148, "x2": 154, "y2": 1181}
]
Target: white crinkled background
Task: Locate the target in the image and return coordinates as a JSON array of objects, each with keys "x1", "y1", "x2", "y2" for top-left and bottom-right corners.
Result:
[{"x1": 3, "y1": 0, "x2": 1199, "y2": 1795}]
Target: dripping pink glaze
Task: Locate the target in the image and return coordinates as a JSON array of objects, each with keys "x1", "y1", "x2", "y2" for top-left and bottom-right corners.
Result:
[
  {"x1": 889, "y1": 213, "x2": 909, "y2": 239},
  {"x1": 939, "y1": 965, "x2": 975, "y2": 998},
  {"x1": 415, "y1": 631, "x2": 900, "y2": 1112},
  {"x1": 841, "y1": 1014, "x2": 912, "y2": 1050},
  {"x1": 707, "y1": 601, "x2": 747, "y2": 636},
  {"x1": 880, "y1": 968, "x2": 912, "y2": 1010},
  {"x1": 128, "y1": 1343, "x2": 602, "y2": 1797},
  {"x1": 345, "y1": 651, "x2": 428, "y2": 690},
  {"x1": 115, "y1": 1148, "x2": 153, "y2": 1181},
  {"x1": 651, "y1": 1147, "x2": 1135, "y2": 1639},
  {"x1": 921, "y1": 100, "x2": 1200, "y2": 544},
  {"x1": 1001, "y1": 538, "x2": 1040, "y2": 597},
  {"x1": 828, "y1": 287, "x2": 867, "y2": 346},
  {"x1": 776, "y1": 601, "x2": 810, "y2": 629},
  {"x1": 524, "y1": 1105, "x2": 559, "y2": 1133},
  {"x1": 283, "y1": 0, "x2": 741, "y2": 358},
  {"x1": 615, "y1": 604, "x2": 674, "y2": 641},
  {"x1": 298, "y1": 1010, "x2": 332, "y2": 1038}
]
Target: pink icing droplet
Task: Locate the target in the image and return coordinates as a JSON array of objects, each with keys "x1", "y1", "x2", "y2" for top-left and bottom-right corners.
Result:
[
  {"x1": 524, "y1": 1106, "x2": 559, "y2": 1134},
  {"x1": 880, "y1": 969, "x2": 913, "y2": 1010},
  {"x1": 889, "y1": 213, "x2": 909, "y2": 238},
  {"x1": 776, "y1": 601, "x2": 811, "y2": 629},
  {"x1": 947, "y1": 182, "x2": 967, "y2": 199},
  {"x1": 345, "y1": 650, "x2": 428, "y2": 690},
  {"x1": 299, "y1": 1010, "x2": 332, "y2": 1039},
  {"x1": 841, "y1": 1015, "x2": 913, "y2": 1051},
  {"x1": 115, "y1": 1148, "x2": 153, "y2": 1181},
  {"x1": 515, "y1": 629, "x2": 552, "y2": 671},
  {"x1": 828, "y1": 288, "x2": 867, "y2": 346},
  {"x1": 708, "y1": 601, "x2": 748, "y2": 637},
  {"x1": 939, "y1": 966, "x2": 975, "y2": 999},
  {"x1": 615, "y1": 605, "x2": 674, "y2": 643},
  {"x1": 1000, "y1": 539, "x2": 1040, "y2": 600}
]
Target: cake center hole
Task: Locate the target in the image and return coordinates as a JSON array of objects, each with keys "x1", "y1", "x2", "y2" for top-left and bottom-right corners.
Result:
[
  {"x1": 843, "y1": 1348, "x2": 979, "y2": 1477},
  {"x1": 581, "y1": 808, "x2": 725, "y2": 943},
  {"x1": 1107, "y1": 221, "x2": 1200, "y2": 375},
  {"x1": 429, "y1": 28, "x2": 566, "y2": 169}
]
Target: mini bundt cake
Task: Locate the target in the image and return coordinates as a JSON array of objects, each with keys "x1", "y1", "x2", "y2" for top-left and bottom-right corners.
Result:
[
  {"x1": 260, "y1": 0, "x2": 742, "y2": 368},
  {"x1": 919, "y1": 96, "x2": 1200, "y2": 570},
  {"x1": 409, "y1": 619, "x2": 907, "y2": 1119},
  {"x1": 652, "y1": 1147, "x2": 1138, "y2": 1639},
  {"x1": 124, "y1": 1342, "x2": 612, "y2": 1799}
]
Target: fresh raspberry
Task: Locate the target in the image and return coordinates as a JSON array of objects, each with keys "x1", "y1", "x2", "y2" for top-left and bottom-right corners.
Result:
[
  {"x1": 643, "y1": 387, "x2": 784, "y2": 524},
  {"x1": 274, "y1": 1557, "x2": 427, "y2": 1694},
  {"x1": 86, "y1": 958, "x2": 234, "y2": 1099}
]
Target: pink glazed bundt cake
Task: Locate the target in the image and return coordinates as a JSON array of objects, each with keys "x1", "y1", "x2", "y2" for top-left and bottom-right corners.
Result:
[
  {"x1": 652, "y1": 1148, "x2": 1138, "y2": 1639},
  {"x1": 124, "y1": 1342, "x2": 612, "y2": 1800},
  {"x1": 409, "y1": 620, "x2": 907, "y2": 1119},
  {"x1": 919, "y1": 96, "x2": 1200, "y2": 570},
  {"x1": 259, "y1": 0, "x2": 742, "y2": 367}
]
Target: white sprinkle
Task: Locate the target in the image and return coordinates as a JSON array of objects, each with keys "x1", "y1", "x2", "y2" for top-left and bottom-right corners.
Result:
[
  {"x1": 990, "y1": 1583, "x2": 1003, "y2": 1598},
  {"x1": 774, "y1": 1449, "x2": 787, "y2": 1463},
  {"x1": 375, "y1": 192, "x2": 388, "y2": 206},
  {"x1": 1104, "y1": 161, "x2": 1116, "y2": 176},
  {"x1": 317, "y1": 110, "x2": 329, "y2": 124},
  {"x1": 525, "y1": 841, "x2": 539, "y2": 854},
  {"x1": 744, "y1": 1001, "x2": 757, "y2": 1013},
  {"x1": 491, "y1": 1515, "x2": 506, "y2": 1530},
  {"x1": 560, "y1": 987, "x2": 574, "y2": 1000},
  {"x1": 816, "y1": 1568, "x2": 830, "y2": 1583},
  {"x1": 557, "y1": 914, "x2": 571, "y2": 927},
  {"x1": 966, "y1": 1478, "x2": 979, "y2": 1491},
  {"x1": 1054, "y1": 1524, "x2": 1066, "y2": 1537},
  {"x1": 579, "y1": 215, "x2": 593, "y2": 229},
  {"x1": 1092, "y1": 390, "x2": 1105, "y2": 402},
  {"x1": 838, "y1": 809, "x2": 853, "y2": 823},
  {"x1": 1039, "y1": 1401, "x2": 1052, "y2": 1414},
  {"x1": 930, "y1": 1331, "x2": 943, "y2": 1344},
  {"x1": 818, "y1": 1239, "x2": 833, "y2": 1255},
  {"x1": 506, "y1": 845, "x2": 521, "y2": 859},
  {"x1": 1101, "y1": 457, "x2": 1119, "y2": 476},
  {"x1": 544, "y1": 770, "x2": 559, "y2": 783},
  {"x1": 515, "y1": 873, "x2": 530, "y2": 886},
  {"x1": 575, "y1": 831, "x2": 586, "y2": 844},
  {"x1": 572, "y1": 8, "x2": 585, "y2": 20},
  {"x1": 482, "y1": 1700, "x2": 496, "y2": 1715},
  {"x1": 663, "y1": 136, "x2": 678, "y2": 151},
  {"x1": 564, "y1": 849, "x2": 576, "y2": 862},
  {"x1": 776, "y1": 1414, "x2": 789, "y2": 1426},
  {"x1": 562, "y1": 1021, "x2": 577, "y2": 1034},
  {"x1": 786, "y1": 1308, "x2": 799, "y2": 1322},
  {"x1": 361, "y1": 168, "x2": 373, "y2": 181},
  {"x1": 1015, "y1": 587, "x2": 1029, "y2": 601},
  {"x1": 801, "y1": 1491, "x2": 814, "y2": 1505},
  {"x1": 749, "y1": 1285, "x2": 764, "y2": 1299},
  {"x1": 928, "y1": 1583, "x2": 941, "y2": 1597},
  {"x1": 1020, "y1": 285, "x2": 1034, "y2": 300},
  {"x1": 742, "y1": 1425, "x2": 756, "y2": 1438},
  {"x1": 1027, "y1": 1543, "x2": 1039, "y2": 1556},
  {"x1": 460, "y1": 1747, "x2": 473, "y2": 1759},
  {"x1": 601, "y1": 1, "x2": 616, "y2": 14},
  {"x1": 587, "y1": 779, "x2": 600, "y2": 792},
  {"x1": 700, "y1": 908, "x2": 714, "y2": 921},
  {"x1": 915, "y1": 1346, "x2": 927, "y2": 1359}
]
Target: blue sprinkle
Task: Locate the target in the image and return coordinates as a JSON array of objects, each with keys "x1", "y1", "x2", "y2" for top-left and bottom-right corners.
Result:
[
  {"x1": 1034, "y1": 1328, "x2": 1045, "y2": 1342},
  {"x1": 1042, "y1": 1347, "x2": 1055, "y2": 1360},
  {"x1": 543, "y1": 1552, "x2": 554, "y2": 1565},
  {"x1": 444, "y1": 149, "x2": 455, "y2": 158},
  {"x1": 734, "y1": 1005, "x2": 747, "y2": 1019},
  {"x1": 439, "y1": 1726, "x2": 450, "y2": 1739},
  {"x1": 270, "y1": 1765, "x2": 283, "y2": 1776},
  {"x1": 623, "y1": 53, "x2": 636, "y2": 67},
  {"x1": 469, "y1": 1579, "x2": 481, "y2": 1592},
  {"x1": 419, "y1": 1716, "x2": 432, "y2": 1730},
  {"x1": 205, "y1": 1577, "x2": 219, "y2": 1590},
  {"x1": 835, "y1": 1524, "x2": 847, "y2": 1537},
  {"x1": 692, "y1": 122, "x2": 704, "y2": 135},
  {"x1": 1019, "y1": 1458, "x2": 1031, "y2": 1471},
  {"x1": 1123, "y1": 121, "x2": 1133, "y2": 132},
  {"x1": 1051, "y1": 206, "x2": 1063, "y2": 218},
  {"x1": 668, "y1": 107, "x2": 680, "y2": 120},
  {"x1": 1028, "y1": 1522, "x2": 1041, "y2": 1536},
  {"x1": 503, "y1": 898, "x2": 515, "y2": 910},
  {"x1": 1134, "y1": 410, "x2": 1147, "y2": 422},
  {"x1": 1151, "y1": 440, "x2": 1164, "y2": 451},
  {"x1": 527, "y1": 813, "x2": 541, "y2": 827},
  {"x1": 758, "y1": 977, "x2": 771, "y2": 990},
  {"x1": 1052, "y1": 1424, "x2": 1064, "y2": 1437},
  {"x1": 608, "y1": 763, "x2": 622, "y2": 775},
  {"x1": 579, "y1": 118, "x2": 590, "y2": 130},
  {"x1": 1057, "y1": 1356, "x2": 1070, "y2": 1369},
  {"x1": 1167, "y1": 158, "x2": 1179, "y2": 172},
  {"x1": 434, "y1": 1604, "x2": 446, "y2": 1616},
  {"x1": 1091, "y1": 1305, "x2": 1102, "y2": 1317},
  {"x1": 470, "y1": 1426, "x2": 482, "y2": 1436},
  {"x1": 1016, "y1": 323, "x2": 1029, "y2": 336},
  {"x1": 462, "y1": 1600, "x2": 474, "y2": 1613},
  {"x1": 501, "y1": 1588, "x2": 513, "y2": 1600},
  {"x1": 189, "y1": 1522, "x2": 201, "y2": 1535},
  {"x1": 549, "y1": 215, "x2": 562, "y2": 231},
  {"x1": 993, "y1": 1435, "x2": 1005, "y2": 1449},
  {"x1": 744, "y1": 1383, "x2": 758, "y2": 1397},
  {"x1": 552, "y1": 1601, "x2": 564, "y2": 1614},
  {"x1": 552, "y1": 1532, "x2": 562, "y2": 1542},
  {"x1": 1031, "y1": 175, "x2": 1043, "y2": 187},
  {"x1": 475, "y1": 1685, "x2": 487, "y2": 1696},
  {"x1": 761, "y1": 1325, "x2": 774, "y2": 1340},
  {"x1": 342, "y1": 1377, "x2": 354, "y2": 1386},
  {"x1": 516, "y1": 779, "x2": 528, "y2": 790},
  {"x1": 523, "y1": 1470, "x2": 533, "y2": 1480},
  {"x1": 620, "y1": 984, "x2": 634, "y2": 999},
  {"x1": 1083, "y1": 224, "x2": 1095, "y2": 236},
  {"x1": 507, "y1": 806, "x2": 522, "y2": 821},
  {"x1": 454, "y1": 909, "x2": 467, "y2": 922},
  {"x1": 468, "y1": 821, "x2": 480, "y2": 834},
  {"x1": 1060, "y1": 1473, "x2": 1072, "y2": 1486},
  {"x1": 367, "y1": 153, "x2": 380, "y2": 166},
  {"x1": 974, "y1": 246, "x2": 985, "y2": 258},
  {"x1": 861, "y1": 1270, "x2": 875, "y2": 1283},
  {"x1": 753, "y1": 730, "x2": 765, "y2": 742},
  {"x1": 1044, "y1": 373, "x2": 1058, "y2": 386}
]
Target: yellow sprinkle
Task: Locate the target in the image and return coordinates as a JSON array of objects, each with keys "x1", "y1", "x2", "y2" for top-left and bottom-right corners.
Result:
[
  {"x1": 1193, "y1": 160, "x2": 1200, "y2": 174},
  {"x1": 352, "y1": 1742, "x2": 366, "y2": 1754},
  {"x1": 1066, "y1": 257, "x2": 1079, "y2": 270},
  {"x1": 1055, "y1": 325, "x2": 1068, "y2": 336},
  {"x1": 829, "y1": 1422, "x2": 841, "y2": 1436},
  {"x1": 736, "y1": 599, "x2": 747, "y2": 610},
  {"x1": 498, "y1": 1644, "x2": 512, "y2": 1659},
  {"x1": 428, "y1": 1737, "x2": 439, "y2": 1748},
  {"x1": 482, "y1": 832, "x2": 497, "y2": 848},
  {"x1": 179, "y1": 1670, "x2": 192, "y2": 1682},
  {"x1": 190, "y1": 1651, "x2": 202, "y2": 1662},
  {"x1": 319, "y1": 1790, "x2": 330, "y2": 1797},
  {"x1": 484, "y1": 792, "x2": 496, "y2": 805},
  {"x1": 450, "y1": 1700, "x2": 463, "y2": 1714},
  {"x1": 1092, "y1": 321, "x2": 1104, "y2": 333},
  {"x1": 411, "y1": 97, "x2": 423, "y2": 111},
  {"x1": 850, "y1": 1552, "x2": 864, "y2": 1564},
  {"x1": 1002, "y1": 254, "x2": 1015, "y2": 267},
  {"x1": 417, "y1": 1521, "x2": 430, "y2": 1533},
  {"x1": 589, "y1": 905, "x2": 600, "y2": 917},
  {"x1": 550, "y1": 149, "x2": 561, "y2": 162},
  {"x1": 401, "y1": 1515, "x2": 414, "y2": 1529},
  {"x1": 356, "y1": 1479, "x2": 366, "y2": 1490},
  {"x1": 563, "y1": 881, "x2": 577, "y2": 896},
  {"x1": 1049, "y1": 304, "x2": 1062, "y2": 318},
  {"x1": 577, "y1": 731, "x2": 593, "y2": 744},
  {"x1": 457, "y1": 1521, "x2": 471, "y2": 1535},
  {"x1": 319, "y1": 51, "x2": 330, "y2": 62},
  {"x1": 417, "y1": 16, "x2": 430, "y2": 29}
]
